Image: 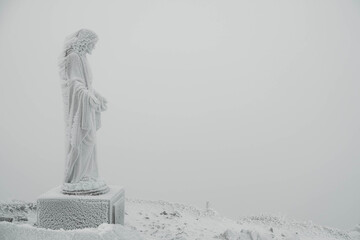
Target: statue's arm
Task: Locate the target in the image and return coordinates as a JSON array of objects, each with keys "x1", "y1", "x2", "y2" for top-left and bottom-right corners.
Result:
[{"x1": 66, "y1": 53, "x2": 101, "y2": 109}]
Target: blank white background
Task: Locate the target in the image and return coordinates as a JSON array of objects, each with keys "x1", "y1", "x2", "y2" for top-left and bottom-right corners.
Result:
[{"x1": 0, "y1": 0, "x2": 359, "y2": 230}]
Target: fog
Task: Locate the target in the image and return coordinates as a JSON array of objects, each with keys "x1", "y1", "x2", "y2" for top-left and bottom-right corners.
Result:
[{"x1": 0, "y1": 0, "x2": 359, "y2": 230}]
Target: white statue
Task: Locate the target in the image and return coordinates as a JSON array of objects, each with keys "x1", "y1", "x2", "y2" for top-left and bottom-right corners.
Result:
[{"x1": 58, "y1": 29, "x2": 109, "y2": 195}]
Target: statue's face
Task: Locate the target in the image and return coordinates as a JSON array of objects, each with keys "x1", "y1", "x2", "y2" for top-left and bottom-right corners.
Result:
[{"x1": 86, "y1": 41, "x2": 96, "y2": 55}]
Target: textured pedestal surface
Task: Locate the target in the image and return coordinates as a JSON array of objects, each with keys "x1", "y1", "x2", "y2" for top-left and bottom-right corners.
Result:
[{"x1": 37, "y1": 185, "x2": 125, "y2": 230}]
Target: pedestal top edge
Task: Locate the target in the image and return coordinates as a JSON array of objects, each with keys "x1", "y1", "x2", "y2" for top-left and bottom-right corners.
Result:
[{"x1": 37, "y1": 185, "x2": 124, "y2": 200}]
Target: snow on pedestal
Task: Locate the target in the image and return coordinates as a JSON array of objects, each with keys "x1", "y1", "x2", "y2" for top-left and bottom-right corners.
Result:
[{"x1": 37, "y1": 186, "x2": 124, "y2": 230}]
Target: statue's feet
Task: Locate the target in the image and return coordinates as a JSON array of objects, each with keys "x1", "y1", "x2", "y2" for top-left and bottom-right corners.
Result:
[{"x1": 62, "y1": 178, "x2": 109, "y2": 195}]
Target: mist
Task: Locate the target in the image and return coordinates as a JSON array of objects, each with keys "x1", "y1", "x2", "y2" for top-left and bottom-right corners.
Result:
[{"x1": 0, "y1": 0, "x2": 359, "y2": 230}]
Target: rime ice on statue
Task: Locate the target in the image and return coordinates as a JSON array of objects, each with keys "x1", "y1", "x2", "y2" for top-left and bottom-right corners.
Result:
[
  {"x1": 59, "y1": 29, "x2": 107, "y2": 195},
  {"x1": 36, "y1": 29, "x2": 125, "y2": 230},
  {"x1": 37, "y1": 186, "x2": 125, "y2": 230}
]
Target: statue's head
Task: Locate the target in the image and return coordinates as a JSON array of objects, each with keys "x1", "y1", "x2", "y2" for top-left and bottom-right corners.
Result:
[
  {"x1": 59, "y1": 29, "x2": 98, "y2": 79},
  {"x1": 64, "y1": 29, "x2": 98, "y2": 56}
]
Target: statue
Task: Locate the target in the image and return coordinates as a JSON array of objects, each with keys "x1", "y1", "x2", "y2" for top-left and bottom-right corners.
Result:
[{"x1": 58, "y1": 29, "x2": 109, "y2": 195}]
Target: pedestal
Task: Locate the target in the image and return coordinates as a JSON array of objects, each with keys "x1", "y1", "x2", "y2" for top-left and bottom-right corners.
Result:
[{"x1": 37, "y1": 185, "x2": 125, "y2": 230}]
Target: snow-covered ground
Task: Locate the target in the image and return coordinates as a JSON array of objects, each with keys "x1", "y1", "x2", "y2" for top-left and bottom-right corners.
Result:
[{"x1": 0, "y1": 199, "x2": 359, "y2": 240}]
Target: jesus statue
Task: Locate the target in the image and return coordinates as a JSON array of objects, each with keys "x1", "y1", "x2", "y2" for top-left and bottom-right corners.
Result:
[{"x1": 58, "y1": 29, "x2": 109, "y2": 195}]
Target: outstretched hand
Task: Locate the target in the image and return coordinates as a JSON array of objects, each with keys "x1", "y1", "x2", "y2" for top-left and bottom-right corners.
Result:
[{"x1": 93, "y1": 90, "x2": 108, "y2": 112}]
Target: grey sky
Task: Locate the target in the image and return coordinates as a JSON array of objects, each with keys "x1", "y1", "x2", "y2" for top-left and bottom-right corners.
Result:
[{"x1": 0, "y1": 0, "x2": 359, "y2": 230}]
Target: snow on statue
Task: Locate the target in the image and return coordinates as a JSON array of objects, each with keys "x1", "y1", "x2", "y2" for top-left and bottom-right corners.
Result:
[{"x1": 58, "y1": 29, "x2": 109, "y2": 195}]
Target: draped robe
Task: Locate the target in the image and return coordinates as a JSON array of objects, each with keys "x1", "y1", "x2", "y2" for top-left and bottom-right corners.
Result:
[{"x1": 62, "y1": 52, "x2": 105, "y2": 189}]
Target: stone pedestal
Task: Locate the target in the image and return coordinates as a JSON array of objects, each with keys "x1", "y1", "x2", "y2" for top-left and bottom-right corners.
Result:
[{"x1": 37, "y1": 185, "x2": 125, "y2": 230}]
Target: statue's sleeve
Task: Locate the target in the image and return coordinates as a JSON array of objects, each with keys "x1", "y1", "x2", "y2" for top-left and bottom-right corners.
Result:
[{"x1": 66, "y1": 53, "x2": 100, "y2": 108}]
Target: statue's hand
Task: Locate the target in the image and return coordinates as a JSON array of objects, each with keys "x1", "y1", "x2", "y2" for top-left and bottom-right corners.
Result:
[
  {"x1": 97, "y1": 95, "x2": 107, "y2": 112},
  {"x1": 94, "y1": 90, "x2": 107, "y2": 106},
  {"x1": 101, "y1": 102, "x2": 107, "y2": 111},
  {"x1": 89, "y1": 94, "x2": 101, "y2": 107}
]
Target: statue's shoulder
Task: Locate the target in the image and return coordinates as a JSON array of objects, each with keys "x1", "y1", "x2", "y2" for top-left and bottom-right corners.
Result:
[
  {"x1": 66, "y1": 52, "x2": 84, "y2": 67},
  {"x1": 67, "y1": 51, "x2": 81, "y2": 60}
]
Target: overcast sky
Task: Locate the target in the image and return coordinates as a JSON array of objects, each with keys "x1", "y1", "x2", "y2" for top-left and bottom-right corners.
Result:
[{"x1": 0, "y1": 0, "x2": 359, "y2": 230}]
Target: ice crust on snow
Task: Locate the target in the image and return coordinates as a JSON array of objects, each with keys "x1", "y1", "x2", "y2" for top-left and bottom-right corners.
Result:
[
  {"x1": 0, "y1": 222, "x2": 143, "y2": 240},
  {"x1": 125, "y1": 199, "x2": 354, "y2": 240},
  {"x1": 217, "y1": 229, "x2": 274, "y2": 240},
  {"x1": 348, "y1": 225, "x2": 360, "y2": 240},
  {"x1": 0, "y1": 199, "x2": 358, "y2": 240}
]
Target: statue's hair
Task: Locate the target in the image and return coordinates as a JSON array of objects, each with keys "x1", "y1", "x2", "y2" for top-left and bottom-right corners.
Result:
[{"x1": 58, "y1": 29, "x2": 98, "y2": 80}]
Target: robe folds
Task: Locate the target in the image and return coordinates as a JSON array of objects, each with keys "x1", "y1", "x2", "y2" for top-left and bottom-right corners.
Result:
[{"x1": 61, "y1": 52, "x2": 106, "y2": 187}]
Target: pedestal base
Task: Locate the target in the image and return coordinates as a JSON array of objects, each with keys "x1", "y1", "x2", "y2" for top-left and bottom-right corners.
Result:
[{"x1": 37, "y1": 185, "x2": 125, "y2": 230}]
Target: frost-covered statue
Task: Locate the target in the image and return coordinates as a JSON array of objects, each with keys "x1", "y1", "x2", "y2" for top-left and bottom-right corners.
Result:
[{"x1": 58, "y1": 29, "x2": 109, "y2": 195}]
